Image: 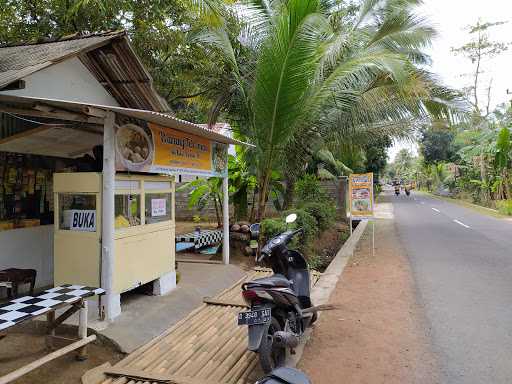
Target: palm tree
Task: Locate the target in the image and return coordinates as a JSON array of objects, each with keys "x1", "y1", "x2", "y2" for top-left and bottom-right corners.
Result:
[{"x1": 193, "y1": 0, "x2": 462, "y2": 221}]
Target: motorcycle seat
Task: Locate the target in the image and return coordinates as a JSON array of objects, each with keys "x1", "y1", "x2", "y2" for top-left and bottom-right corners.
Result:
[{"x1": 246, "y1": 274, "x2": 292, "y2": 288}]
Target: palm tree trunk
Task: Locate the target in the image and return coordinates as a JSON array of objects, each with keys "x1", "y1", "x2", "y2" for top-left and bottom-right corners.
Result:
[
  {"x1": 249, "y1": 188, "x2": 257, "y2": 223},
  {"x1": 256, "y1": 172, "x2": 271, "y2": 223},
  {"x1": 283, "y1": 177, "x2": 295, "y2": 210},
  {"x1": 503, "y1": 169, "x2": 511, "y2": 200},
  {"x1": 213, "y1": 195, "x2": 221, "y2": 227}
]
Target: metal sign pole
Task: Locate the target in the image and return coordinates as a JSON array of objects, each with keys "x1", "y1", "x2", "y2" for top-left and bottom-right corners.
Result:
[
  {"x1": 372, "y1": 219, "x2": 375, "y2": 257},
  {"x1": 372, "y1": 175, "x2": 375, "y2": 257}
]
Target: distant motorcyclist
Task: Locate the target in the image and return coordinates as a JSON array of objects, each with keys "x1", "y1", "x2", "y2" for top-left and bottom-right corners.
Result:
[{"x1": 393, "y1": 179, "x2": 400, "y2": 196}]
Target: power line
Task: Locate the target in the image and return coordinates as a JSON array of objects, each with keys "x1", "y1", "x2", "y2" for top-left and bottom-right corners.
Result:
[{"x1": 3, "y1": 112, "x2": 81, "y2": 127}]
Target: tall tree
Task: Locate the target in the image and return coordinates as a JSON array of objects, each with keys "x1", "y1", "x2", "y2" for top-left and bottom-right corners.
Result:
[
  {"x1": 0, "y1": 0, "x2": 232, "y2": 121},
  {"x1": 195, "y1": 0, "x2": 461, "y2": 221},
  {"x1": 419, "y1": 121, "x2": 458, "y2": 164},
  {"x1": 451, "y1": 20, "x2": 509, "y2": 119}
]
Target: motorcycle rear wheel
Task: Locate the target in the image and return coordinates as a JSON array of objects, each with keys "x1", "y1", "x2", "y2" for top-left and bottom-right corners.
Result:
[{"x1": 259, "y1": 317, "x2": 286, "y2": 374}]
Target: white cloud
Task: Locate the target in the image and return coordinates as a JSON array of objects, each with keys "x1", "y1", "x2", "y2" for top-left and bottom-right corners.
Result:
[
  {"x1": 421, "y1": 0, "x2": 512, "y2": 110},
  {"x1": 388, "y1": 0, "x2": 512, "y2": 160}
]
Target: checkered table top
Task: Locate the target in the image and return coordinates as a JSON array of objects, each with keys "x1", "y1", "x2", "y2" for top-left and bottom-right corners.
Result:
[
  {"x1": 0, "y1": 285, "x2": 104, "y2": 331},
  {"x1": 175, "y1": 229, "x2": 223, "y2": 249}
]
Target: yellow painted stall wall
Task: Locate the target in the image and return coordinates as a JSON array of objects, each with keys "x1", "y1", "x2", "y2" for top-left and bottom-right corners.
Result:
[
  {"x1": 113, "y1": 223, "x2": 175, "y2": 294},
  {"x1": 54, "y1": 231, "x2": 101, "y2": 287},
  {"x1": 54, "y1": 173, "x2": 102, "y2": 288}
]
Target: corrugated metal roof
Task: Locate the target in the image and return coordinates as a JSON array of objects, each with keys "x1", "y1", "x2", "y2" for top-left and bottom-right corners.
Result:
[
  {"x1": 0, "y1": 94, "x2": 253, "y2": 147},
  {"x1": 0, "y1": 31, "x2": 169, "y2": 112},
  {"x1": 0, "y1": 32, "x2": 122, "y2": 89}
]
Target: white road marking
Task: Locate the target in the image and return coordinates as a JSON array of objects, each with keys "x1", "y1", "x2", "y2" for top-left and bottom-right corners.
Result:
[
  {"x1": 431, "y1": 207, "x2": 440, "y2": 213},
  {"x1": 453, "y1": 219, "x2": 470, "y2": 228},
  {"x1": 420, "y1": 201, "x2": 425, "y2": 205}
]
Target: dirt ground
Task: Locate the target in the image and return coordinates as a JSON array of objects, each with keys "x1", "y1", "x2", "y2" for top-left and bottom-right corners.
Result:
[
  {"x1": 299, "y1": 219, "x2": 439, "y2": 384},
  {"x1": 0, "y1": 323, "x2": 123, "y2": 384}
]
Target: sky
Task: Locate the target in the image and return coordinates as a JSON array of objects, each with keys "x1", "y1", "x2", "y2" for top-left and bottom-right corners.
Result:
[{"x1": 387, "y1": 0, "x2": 512, "y2": 161}]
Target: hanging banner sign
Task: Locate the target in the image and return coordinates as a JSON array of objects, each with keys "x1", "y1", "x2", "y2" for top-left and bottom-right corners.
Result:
[
  {"x1": 69, "y1": 209, "x2": 96, "y2": 232},
  {"x1": 115, "y1": 122, "x2": 228, "y2": 177},
  {"x1": 151, "y1": 198, "x2": 167, "y2": 217},
  {"x1": 349, "y1": 172, "x2": 374, "y2": 219}
]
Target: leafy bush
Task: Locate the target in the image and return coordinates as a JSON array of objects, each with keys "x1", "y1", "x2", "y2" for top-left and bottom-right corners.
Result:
[
  {"x1": 262, "y1": 209, "x2": 318, "y2": 254},
  {"x1": 301, "y1": 201, "x2": 336, "y2": 231},
  {"x1": 261, "y1": 218, "x2": 287, "y2": 241},
  {"x1": 295, "y1": 174, "x2": 327, "y2": 203},
  {"x1": 306, "y1": 254, "x2": 323, "y2": 271},
  {"x1": 374, "y1": 183, "x2": 382, "y2": 196},
  {"x1": 496, "y1": 200, "x2": 512, "y2": 216},
  {"x1": 284, "y1": 209, "x2": 318, "y2": 252}
]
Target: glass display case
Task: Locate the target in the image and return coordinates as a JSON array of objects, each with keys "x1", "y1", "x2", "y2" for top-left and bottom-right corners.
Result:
[{"x1": 53, "y1": 172, "x2": 175, "y2": 294}]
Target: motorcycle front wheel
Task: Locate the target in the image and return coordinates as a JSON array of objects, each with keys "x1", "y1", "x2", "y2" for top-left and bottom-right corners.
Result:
[{"x1": 259, "y1": 317, "x2": 286, "y2": 374}]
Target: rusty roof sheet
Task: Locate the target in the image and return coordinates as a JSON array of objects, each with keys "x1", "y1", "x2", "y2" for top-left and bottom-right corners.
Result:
[
  {"x1": 0, "y1": 94, "x2": 253, "y2": 147},
  {"x1": 0, "y1": 32, "x2": 122, "y2": 89}
]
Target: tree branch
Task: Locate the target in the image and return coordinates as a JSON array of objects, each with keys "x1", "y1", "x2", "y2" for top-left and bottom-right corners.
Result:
[{"x1": 169, "y1": 88, "x2": 214, "y2": 102}]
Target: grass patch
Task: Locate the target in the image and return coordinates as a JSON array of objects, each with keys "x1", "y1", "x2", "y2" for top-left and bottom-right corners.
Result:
[{"x1": 419, "y1": 191, "x2": 508, "y2": 219}]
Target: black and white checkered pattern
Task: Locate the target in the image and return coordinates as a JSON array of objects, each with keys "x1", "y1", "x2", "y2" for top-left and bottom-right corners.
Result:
[
  {"x1": 0, "y1": 285, "x2": 104, "y2": 331},
  {"x1": 175, "y1": 229, "x2": 223, "y2": 249}
]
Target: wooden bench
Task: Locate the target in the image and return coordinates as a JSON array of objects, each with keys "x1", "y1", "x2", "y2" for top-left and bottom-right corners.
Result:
[
  {"x1": 0, "y1": 284, "x2": 104, "y2": 384},
  {"x1": 0, "y1": 268, "x2": 37, "y2": 299}
]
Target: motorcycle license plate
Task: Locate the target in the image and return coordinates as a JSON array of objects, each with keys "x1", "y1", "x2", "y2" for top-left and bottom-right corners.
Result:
[{"x1": 237, "y1": 308, "x2": 271, "y2": 326}]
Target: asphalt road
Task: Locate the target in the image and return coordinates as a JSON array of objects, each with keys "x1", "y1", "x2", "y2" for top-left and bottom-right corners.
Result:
[{"x1": 391, "y1": 190, "x2": 512, "y2": 384}]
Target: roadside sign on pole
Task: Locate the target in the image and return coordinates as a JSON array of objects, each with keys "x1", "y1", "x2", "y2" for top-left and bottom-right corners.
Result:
[
  {"x1": 349, "y1": 172, "x2": 375, "y2": 256},
  {"x1": 349, "y1": 172, "x2": 374, "y2": 220}
]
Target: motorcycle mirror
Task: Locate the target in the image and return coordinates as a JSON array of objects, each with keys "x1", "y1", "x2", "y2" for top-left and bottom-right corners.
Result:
[{"x1": 285, "y1": 213, "x2": 297, "y2": 224}]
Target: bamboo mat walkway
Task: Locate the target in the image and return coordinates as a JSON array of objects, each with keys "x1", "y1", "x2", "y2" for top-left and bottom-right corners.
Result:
[{"x1": 83, "y1": 267, "x2": 321, "y2": 384}]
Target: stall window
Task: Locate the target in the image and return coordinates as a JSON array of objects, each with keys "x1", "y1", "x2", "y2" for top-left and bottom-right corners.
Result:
[
  {"x1": 115, "y1": 194, "x2": 141, "y2": 229},
  {"x1": 59, "y1": 194, "x2": 96, "y2": 231},
  {"x1": 145, "y1": 193, "x2": 172, "y2": 224}
]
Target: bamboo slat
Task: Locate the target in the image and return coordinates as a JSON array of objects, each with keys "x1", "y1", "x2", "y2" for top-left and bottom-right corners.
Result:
[{"x1": 90, "y1": 267, "x2": 321, "y2": 384}]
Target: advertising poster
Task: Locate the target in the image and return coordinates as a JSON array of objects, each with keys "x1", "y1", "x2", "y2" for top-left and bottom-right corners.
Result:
[
  {"x1": 115, "y1": 122, "x2": 228, "y2": 177},
  {"x1": 349, "y1": 172, "x2": 374, "y2": 219},
  {"x1": 151, "y1": 198, "x2": 166, "y2": 217}
]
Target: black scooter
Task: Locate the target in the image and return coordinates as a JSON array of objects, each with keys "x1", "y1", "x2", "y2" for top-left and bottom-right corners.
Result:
[
  {"x1": 256, "y1": 367, "x2": 311, "y2": 384},
  {"x1": 238, "y1": 214, "x2": 316, "y2": 373}
]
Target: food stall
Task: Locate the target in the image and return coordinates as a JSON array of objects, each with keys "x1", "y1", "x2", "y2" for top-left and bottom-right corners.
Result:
[
  {"x1": 0, "y1": 94, "x2": 251, "y2": 320},
  {"x1": 53, "y1": 172, "x2": 175, "y2": 295}
]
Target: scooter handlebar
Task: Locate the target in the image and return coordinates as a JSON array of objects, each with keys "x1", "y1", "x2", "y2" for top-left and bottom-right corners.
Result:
[{"x1": 256, "y1": 227, "x2": 304, "y2": 263}]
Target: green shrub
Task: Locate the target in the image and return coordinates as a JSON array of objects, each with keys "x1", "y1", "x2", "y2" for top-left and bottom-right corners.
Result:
[
  {"x1": 306, "y1": 253, "x2": 323, "y2": 271},
  {"x1": 374, "y1": 183, "x2": 382, "y2": 196},
  {"x1": 295, "y1": 174, "x2": 327, "y2": 203},
  {"x1": 283, "y1": 209, "x2": 318, "y2": 252},
  {"x1": 301, "y1": 201, "x2": 336, "y2": 231},
  {"x1": 261, "y1": 218, "x2": 287, "y2": 241},
  {"x1": 496, "y1": 200, "x2": 512, "y2": 216}
]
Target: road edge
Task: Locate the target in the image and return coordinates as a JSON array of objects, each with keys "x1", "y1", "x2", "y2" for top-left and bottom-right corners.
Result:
[
  {"x1": 286, "y1": 219, "x2": 369, "y2": 367},
  {"x1": 419, "y1": 191, "x2": 508, "y2": 219}
]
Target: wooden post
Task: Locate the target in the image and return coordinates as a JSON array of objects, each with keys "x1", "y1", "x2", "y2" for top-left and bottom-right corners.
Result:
[
  {"x1": 222, "y1": 176, "x2": 229, "y2": 265},
  {"x1": 45, "y1": 311, "x2": 55, "y2": 350},
  {"x1": 77, "y1": 300, "x2": 88, "y2": 360},
  {"x1": 101, "y1": 111, "x2": 120, "y2": 320}
]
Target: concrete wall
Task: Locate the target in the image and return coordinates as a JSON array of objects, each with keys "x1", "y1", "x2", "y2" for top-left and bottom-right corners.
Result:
[
  {"x1": 2, "y1": 57, "x2": 120, "y2": 106},
  {"x1": 175, "y1": 178, "x2": 348, "y2": 222},
  {"x1": 0, "y1": 225, "x2": 54, "y2": 291}
]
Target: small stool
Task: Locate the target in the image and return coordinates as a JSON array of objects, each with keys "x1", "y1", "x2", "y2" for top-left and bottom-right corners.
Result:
[{"x1": 0, "y1": 268, "x2": 37, "y2": 298}]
